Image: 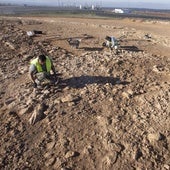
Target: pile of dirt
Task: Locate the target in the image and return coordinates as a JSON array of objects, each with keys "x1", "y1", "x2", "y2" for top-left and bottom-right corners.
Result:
[{"x1": 0, "y1": 17, "x2": 170, "y2": 170}]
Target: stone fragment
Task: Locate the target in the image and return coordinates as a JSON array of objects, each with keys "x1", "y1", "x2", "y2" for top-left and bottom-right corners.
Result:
[
  {"x1": 46, "y1": 141, "x2": 56, "y2": 150},
  {"x1": 65, "y1": 151, "x2": 79, "y2": 159},
  {"x1": 45, "y1": 157, "x2": 56, "y2": 166},
  {"x1": 5, "y1": 42, "x2": 15, "y2": 50},
  {"x1": 54, "y1": 99, "x2": 61, "y2": 104},
  {"x1": 147, "y1": 132, "x2": 163, "y2": 142},
  {"x1": 61, "y1": 94, "x2": 74, "y2": 103},
  {"x1": 107, "y1": 143, "x2": 122, "y2": 152},
  {"x1": 61, "y1": 168, "x2": 72, "y2": 170},
  {"x1": 122, "y1": 92, "x2": 130, "y2": 99},
  {"x1": 68, "y1": 102, "x2": 75, "y2": 106},
  {"x1": 44, "y1": 152, "x2": 52, "y2": 159},
  {"x1": 164, "y1": 164, "x2": 170, "y2": 170},
  {"x1": 43, "y1": 90, "x2": 50, "y2": 94}
]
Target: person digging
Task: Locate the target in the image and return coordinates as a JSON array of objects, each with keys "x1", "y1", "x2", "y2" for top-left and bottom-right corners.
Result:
[{"x1": 29, "y1": 54, "x2": 58, "y2": 88}]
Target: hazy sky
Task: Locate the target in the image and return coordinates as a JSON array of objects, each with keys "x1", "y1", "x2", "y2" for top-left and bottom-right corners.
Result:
[{"x1": 1, "y1": 0, "x2": 170, "y2": 9}]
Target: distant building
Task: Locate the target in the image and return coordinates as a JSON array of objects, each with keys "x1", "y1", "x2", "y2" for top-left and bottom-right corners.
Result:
[
  {"x1": 79, "y1": 5, "x2": 82, "y2": 9},
  {"x1": 113, "y1": 9, "x2": 124, "y2": 13},
  {"x1": 92, "y1": 5, "x2": 94, "y2": 10}
]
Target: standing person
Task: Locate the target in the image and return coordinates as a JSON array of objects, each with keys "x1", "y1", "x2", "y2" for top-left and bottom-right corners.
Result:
[{"x1": 29, "y1": 54, "x2": 57, "y2": 88}]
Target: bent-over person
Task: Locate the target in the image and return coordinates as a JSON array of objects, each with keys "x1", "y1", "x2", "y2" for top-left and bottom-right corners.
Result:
[{"x1": 29, "y1": 54, "x2": 57, "y2": 88}]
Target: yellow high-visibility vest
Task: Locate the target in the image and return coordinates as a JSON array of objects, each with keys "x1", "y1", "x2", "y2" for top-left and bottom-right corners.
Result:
[{"x1": 31, "y1": 56, "x2": 52, "y2": 73}]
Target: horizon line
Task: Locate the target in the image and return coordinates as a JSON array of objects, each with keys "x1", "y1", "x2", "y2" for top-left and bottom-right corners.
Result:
[{"x1": 0, "y1": 2, "x2": 170, "y2": 10}]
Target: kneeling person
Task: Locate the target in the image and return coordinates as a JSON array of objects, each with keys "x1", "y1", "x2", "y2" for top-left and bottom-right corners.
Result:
[{"x1": 29, "y1": 54, "x2": 57, "y2": 88}]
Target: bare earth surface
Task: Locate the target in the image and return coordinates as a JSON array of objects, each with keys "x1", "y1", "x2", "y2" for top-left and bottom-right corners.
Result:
[{"x1": 0, "y1": 16, "x2": 170, "y2": 170}]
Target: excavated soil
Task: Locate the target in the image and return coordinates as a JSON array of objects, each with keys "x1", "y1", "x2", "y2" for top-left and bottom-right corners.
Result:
[{"x1": 0, "y1": 16, "x2": 170, "y2": 170}]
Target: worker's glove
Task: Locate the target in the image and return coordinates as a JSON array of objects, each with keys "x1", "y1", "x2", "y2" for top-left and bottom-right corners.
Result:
[{"x1": 33, "y1": 82, "x2": 37, "y2": 88}]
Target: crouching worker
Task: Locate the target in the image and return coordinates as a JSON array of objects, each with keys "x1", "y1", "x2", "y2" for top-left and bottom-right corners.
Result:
[{"x1": 29, "y1": 54, "x2": 57, "y2": 88}]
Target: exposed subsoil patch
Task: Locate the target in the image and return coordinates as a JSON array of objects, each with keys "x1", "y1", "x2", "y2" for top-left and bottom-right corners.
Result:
[{"x1": 0, "y1": 17, "x2": 170, "y2": 170}]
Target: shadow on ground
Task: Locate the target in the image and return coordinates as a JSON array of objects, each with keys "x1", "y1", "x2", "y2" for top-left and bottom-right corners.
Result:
[
  {"x1": 79, "y1": 47, "x2": 104, "y2": 51},
  {"x1": 120, "y1": 45, "x2": 143, "y2": 52},
  {"x1": 53, "y1": 34, "x2": 95, "y2": 41},
  {"x1": 60, "y1": 75, "x2": 129, "y2": 88}
]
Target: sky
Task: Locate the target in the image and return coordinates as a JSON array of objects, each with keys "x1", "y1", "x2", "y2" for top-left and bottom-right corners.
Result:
[{"x1": 1, "y1": 0, "x2": 170, "y2": 9}]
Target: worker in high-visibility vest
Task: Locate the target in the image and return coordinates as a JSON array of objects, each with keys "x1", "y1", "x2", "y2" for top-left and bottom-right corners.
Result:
[{"x1": 29, "y1": 54, "x2": 57, "y2": 88}]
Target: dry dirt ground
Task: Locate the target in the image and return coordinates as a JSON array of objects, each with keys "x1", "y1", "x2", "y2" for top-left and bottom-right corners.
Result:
[{"x1": 0, "y1": 16, "x2": 170, "y2": 170}]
